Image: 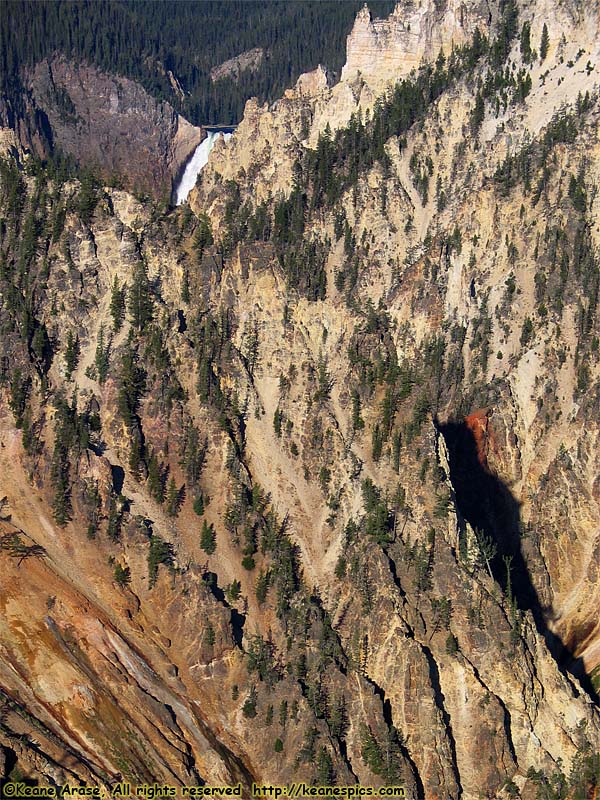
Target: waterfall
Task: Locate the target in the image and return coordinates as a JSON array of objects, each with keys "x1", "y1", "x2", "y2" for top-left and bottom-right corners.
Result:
[{"x1": 174, "y1": 130, "x2": 232, "y2": 205}]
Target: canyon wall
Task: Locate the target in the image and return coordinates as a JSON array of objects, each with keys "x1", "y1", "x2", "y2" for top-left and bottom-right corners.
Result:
[{"x1": 1, "y1": 1, "x2": 600, "y2": 798}]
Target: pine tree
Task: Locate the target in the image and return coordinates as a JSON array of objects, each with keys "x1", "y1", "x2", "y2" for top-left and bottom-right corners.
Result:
[
  {"x1": 128, "y1": 426, "x2": 144, "y2": 480},
  {"x1": 540, "y1": 23, "x2": 549, "y2": 61},
  {"x1": 148, "y1": 534, "x2": 174, "y2": 587},
  {"x1": 94, "y1": 324, "x2": 110, "y2": 384},
  {"x1": 165, "y1": 476, "x2": 180, "y2": 516},
  {"x1": 194, "y1": 214, "x2": 213, "y2": 262},
  {"x1": 372, "y1": 423, "x2": 384, "y2": 462},
  {"x1": 255, "y1": 568, "x2": 270, "y2": 604},
  {"x1": 315, "y1": 352, "x2": 333, "y2": 403},
  {"x1": 50, "y1": 451, "x2": 71, "y2": 526},
  {"x1": 381, "y1": 726, "x2": 404, "y2": 783},
  {"x1": 241, "y1": 687, "x2": 258, "y2": 718},
  {"x1": 64, "y1": 331, "x2": 79, "y2": 380},
  {"x1": 181, "y1": 270, "x2": 190, "y2": 303},
  {"x1": 110, "y1": 276, "x2": 126, "y2": 332},
  {"x1": 193, "y1": 494, "x2": 205, "y2": 516},
  {"x1": 520, "y1": 21, "x2": 532, "y2": 63},
  {"x1": 470, "y1": 92, "x2": 485, "y2": 135},
  {"x1": 243, "y1": 319, "x2": 260, "y2": 377},
  {"x1": 128, "y1": 262, "x2": 154, "y2": 332},
  {"x1": 279, "y1": 700, "x2": 288, "y2": 728},
  {"x1": 361, "y1": 725, "x2": 384, "y2": 774},
  {"x1": 180, "y1": 425, "x2": 205, "y2": 486},
  {"x1": 226, "y1": 580, "x2": 241, "y2": 602},
  {"x1": 205, "y1": 622, "x2": 216, "y2": 646},
  {"x1": 273, "y1": 407, "x2": 283, "y2": 437},
  {"x1": 316, "y1": 747, "x2": 334, "y2": 783},
  {"x1": 49, "y1": 395, "x2": 78, "y2": 527},
  {"x1": 31, "y1": 325, "x2": 50, "y2": 372},
  {"x1": 75, "y1": 172, "x2": 98, "y2": 225},
  {"x1": 117, "y1": 345, "x2": 145, "y2": 429},
  {"x1": 8, "y1": 369, "x2": 28, "y2": 429},
  {"x1": 328, "y1": 695, "x2": 347, "y2": 739},
  {"x1": 107, "y1": 497, "x2": 121, "y2": 541},
  {"x1": 475, "y1": 528, "x2": 497, "y2": 580},
  {"x1": 351, "y1": 390, "x2": 364, "y2": 431},
  {"x1": 147, "y1": 451, "x2": 165, "y2": 503},
  {"x1": 114, "y1": 563, "x2": 131, "y2": 586},
  {"x1": 200, "y1": 519, "x2": 216, "y2": 554}
]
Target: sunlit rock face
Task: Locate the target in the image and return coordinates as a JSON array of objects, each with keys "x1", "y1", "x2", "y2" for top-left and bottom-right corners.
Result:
[
  {"x1": 341, "y1": 1, "x2": 492, "y2": 91},
  {"x1": 2, "y1": 1, "x2": 600, "y2": 797}
]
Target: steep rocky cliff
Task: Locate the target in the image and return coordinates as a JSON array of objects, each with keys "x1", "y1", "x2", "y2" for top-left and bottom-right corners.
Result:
[
  {"x1": 193, "y1": 0, "x2": 600, "y2": 689},
  {"x1": 2, "y1": 57, "x2": 202, "y2": 199},
  {"x1": 340, "y1": 0, "x2": 494, "y2": 89},
  {"x1": 1, "y1": 1, "x2": 600, "y2": 799}
]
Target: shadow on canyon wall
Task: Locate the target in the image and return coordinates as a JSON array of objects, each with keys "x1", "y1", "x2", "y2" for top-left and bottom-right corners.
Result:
[{"x1": 437, "y1": 417, "x2": 598, "y2": 704}]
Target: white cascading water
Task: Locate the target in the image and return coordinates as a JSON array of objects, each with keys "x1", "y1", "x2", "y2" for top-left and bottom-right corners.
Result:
[{"x1": 174, "y1": 130, "x2": 232, "y2": 205}]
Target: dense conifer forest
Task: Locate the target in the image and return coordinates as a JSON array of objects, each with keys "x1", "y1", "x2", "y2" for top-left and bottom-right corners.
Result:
[{"x1": 0, "y1": 0, "x2": 395, "y2": 125}]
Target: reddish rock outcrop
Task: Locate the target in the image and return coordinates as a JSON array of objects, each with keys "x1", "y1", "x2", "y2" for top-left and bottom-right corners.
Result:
[{"x1": 464, "y1": 408, "x2": 496, "y2": 472}]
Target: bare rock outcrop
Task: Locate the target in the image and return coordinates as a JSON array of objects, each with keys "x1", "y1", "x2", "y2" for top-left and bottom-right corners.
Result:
[
  {"x1": 341, "y1": 0, "x2": 493, "y2": 90},
  {"x1": 211, "y1": 48, "x2": 266, "y2": 83}
]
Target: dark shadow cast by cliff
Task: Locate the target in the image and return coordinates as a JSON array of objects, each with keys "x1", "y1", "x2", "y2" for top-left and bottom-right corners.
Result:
[
  {"x1": 436, "y1": 416, "x2": 598, "y2": 704},
  {"x1": 110, "y1": 463, "x2": 125, "y2": 494},
  {"x1": 202, "y1": 569, "x2": 245, "y2": 649}
]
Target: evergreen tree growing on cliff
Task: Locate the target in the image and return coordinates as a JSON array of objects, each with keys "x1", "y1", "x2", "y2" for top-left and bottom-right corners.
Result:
[
  {"x1": 128, "y1": 262, "x2": 154, "y2": 333},
  {"x1": 64, "y1": 331, "x2": 79, "y2": 380},
  {"x1": 117, "y1": 345, "x2": 145, "y2": 429},
  {"x1": 147, "y1": 450, "x2": 165, "y2": 503},
  {"x1": 520, "y1": 21, "x2": 532, "y2": 63},
  {"x1": 540, "y1": 23, "x2": 549, "y2": 61},
  {"x1": 316, "y1": 747, "x2": 334, "y2": 783},
  {"x1": 194, "y1": 214, "x2": 213, "y2": 262},
  {"x1": 361, "y1": 725, "x2": 384, "y2": 774},
  {"x1": 94, "y1": 325, "x2": 110, "y2": 384},
  {"x1": 114, "y1": 563, "x2": 131, "y2": 586},
  {"x1": 74, "y1": 171, "x2": 99, "y2": 225},
  {"x1": 110, "y1": 276, "x2": 126, "y2": 332},
  {"x1": 148, "y1": 534, "x2": 174, "y2": 588},
  {"x1": 200, "y1": 519, "x2": 216, "y2": 554},
  {"x1": 491, "y1": 0, "x2": 519, "y2": 67},
  {"x1": 180, "y1": 425, "x2": 206, "y2": 486},
  {"x1": 49, "y1": 394, "x2": 79, "y2": 526},
  {"x1": 8, "y1": 370, "x2": 29, "y2": 430},
  {"x1": 165, "y1": 476, "x2": 181, "y2": 516}
]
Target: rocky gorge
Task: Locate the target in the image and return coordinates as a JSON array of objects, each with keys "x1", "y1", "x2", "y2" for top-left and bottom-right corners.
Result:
[{"x1": 1, "y1": 1, "x2": 600, "y2": 798}]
